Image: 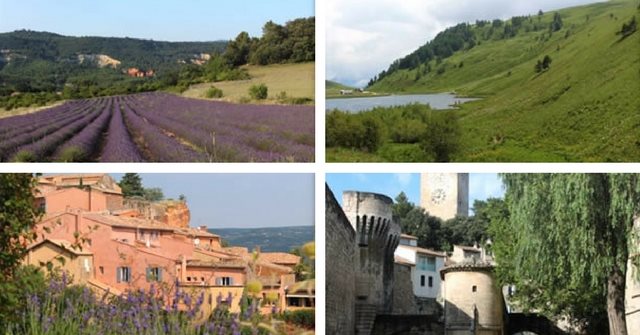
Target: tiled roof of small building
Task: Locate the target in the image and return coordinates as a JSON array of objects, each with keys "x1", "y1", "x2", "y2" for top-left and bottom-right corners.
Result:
[{"x1": 259, "y1": 252, "x2": 301, "y2": 265}]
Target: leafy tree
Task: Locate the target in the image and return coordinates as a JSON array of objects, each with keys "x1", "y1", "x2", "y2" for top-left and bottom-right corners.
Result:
[
  {"x1": 392, "y1": 193, "x2": 499, "y2": 251},
  {"x1": 118, "y1": 173, "x2": 144, "y2": 197},
  {"x1": 0, "y1": 174, "x2": 42, "y2": 278},
  {"x1": 492, "y1": 174, "x2": 640, "y2": 334},
  {"x1": 421, "y1": 111, "x2": 460, "y2": 162},
  {"x1": 223, "y1": 31, "x2": 253, "y2": 67},
  {"x1": 0, "y1": 174, "x2": 46, "y2": 328}
]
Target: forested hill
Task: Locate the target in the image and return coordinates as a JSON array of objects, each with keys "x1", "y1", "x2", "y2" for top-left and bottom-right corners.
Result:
[
  {"x1": 0, "y1": 30, "x2": 226, "y2": 69},
  {"x1": 209, "y1": 226, "x2": 314, "y2": 253},
  {"x1": 367, "y1": 0, "x2": 639, "y2": 162},
  {"x1": 0, "y1": 16, "x2": 314, "y2": 109},
  {"x1": 0, "y1": 30, "x2": 225, "y2": 93}
]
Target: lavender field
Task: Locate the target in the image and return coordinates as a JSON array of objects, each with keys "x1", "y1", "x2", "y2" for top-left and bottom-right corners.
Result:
[{"x1": 0, "y1": 92, "x2": 314, "y2": 162}]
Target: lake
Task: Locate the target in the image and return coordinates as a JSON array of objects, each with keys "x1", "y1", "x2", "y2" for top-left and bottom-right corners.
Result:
[{"x1": 326, "y1": 93, "x2": 479, "y2": 113}]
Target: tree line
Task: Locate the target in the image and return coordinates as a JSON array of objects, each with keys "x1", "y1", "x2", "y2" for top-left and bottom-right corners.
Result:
[{"x1": 223, "y1": 17, "x2": 314, "y2": 67}]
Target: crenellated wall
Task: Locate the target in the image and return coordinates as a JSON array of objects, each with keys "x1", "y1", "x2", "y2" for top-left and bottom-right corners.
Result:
[{"x1": 342, "y1": 190, "x2": 401, "y2": 334}]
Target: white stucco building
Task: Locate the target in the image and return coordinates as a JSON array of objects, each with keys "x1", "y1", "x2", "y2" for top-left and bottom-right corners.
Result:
[{"x1": 394, "y1": 234, "x2": 446, "y2": 299}]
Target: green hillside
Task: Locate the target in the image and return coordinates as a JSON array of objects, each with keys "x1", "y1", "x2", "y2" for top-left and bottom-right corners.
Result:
[
  {"x1": 0, "y1": 30, "x2": 226, "y2": 92},
  {"x1": 367, "y1": 0, "x2": 640, "y2": 162},
  {"x1": 326, "y1": 80, "x2": 354, "y2": 97}
]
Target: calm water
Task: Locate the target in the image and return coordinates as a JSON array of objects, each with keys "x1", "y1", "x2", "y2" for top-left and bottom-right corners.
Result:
[{"x1": 326, "y1": 93, "x2": 479, "y2": 113}]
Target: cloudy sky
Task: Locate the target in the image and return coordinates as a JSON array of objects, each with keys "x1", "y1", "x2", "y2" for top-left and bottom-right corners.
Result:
[
  {"x1": 326, "y1": 173, "x2": 504, "y2": 215},
  {"x1": 327, "y1": 0, "x2": 604, "y2": 87}
]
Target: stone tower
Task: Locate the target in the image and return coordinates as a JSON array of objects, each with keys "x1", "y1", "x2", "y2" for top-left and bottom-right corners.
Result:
[
  {"x1": 441, "y1": 262, "x2": 505, "y2": 335},
  {"x1": 342, "y1": 191, "x2": 401, "y2": 335},
  {"x1": 420, "y1": 173, "x2": 469, "y2": 220}
]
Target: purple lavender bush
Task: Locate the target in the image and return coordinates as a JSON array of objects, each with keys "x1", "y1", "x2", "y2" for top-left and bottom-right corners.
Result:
[{"x1": 4, "y1": 274, "x2": 302, "y2": 335}]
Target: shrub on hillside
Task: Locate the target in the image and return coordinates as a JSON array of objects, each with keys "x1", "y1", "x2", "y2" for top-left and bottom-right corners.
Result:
[
  {"x1": 204, "y1": 86, "x2": 224, "y2": 98},
  {"x1": 276, "y1": 309, "x2": 314, "y2": 329},
  {"x1": 619, "y1": 16, "x2": 637, "y2": 38},
  {"x1": 249, "y1": 84, "x2": 268, "y2": 100},
  {"x1": 326, "y1": 110, "x2": 383, "y2": 152},
  {"x1": 421, "y1": 111, "x2": 461, "y2": 162}
]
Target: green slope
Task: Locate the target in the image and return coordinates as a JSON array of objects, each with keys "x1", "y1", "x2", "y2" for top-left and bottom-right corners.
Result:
[
  {"x1": 326, "y1": 80, "x2": 355, "y2": 97},
  {"x1": 369, "y1": 0, "x2": 640, "y2": 162}
]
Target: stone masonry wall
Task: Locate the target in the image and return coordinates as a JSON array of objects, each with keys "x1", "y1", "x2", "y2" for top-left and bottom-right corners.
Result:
[
  {"x1": 326, "y1": 185, "x2": 356, "y2": 335},
  {"x1": 392, "y1": 263, "x2": 417, "y2": 315}
]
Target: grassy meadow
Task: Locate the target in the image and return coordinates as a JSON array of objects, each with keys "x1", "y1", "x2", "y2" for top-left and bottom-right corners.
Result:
[
  {"x1": 329, "y1": 0, "x2": 640, "y2": 162},
  {"x1": 184, "y1": 62, "x2": 314, "y2": 104}
]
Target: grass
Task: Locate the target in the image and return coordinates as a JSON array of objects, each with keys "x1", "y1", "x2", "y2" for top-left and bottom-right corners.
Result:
[
  {"x1": 184, "y1": 62, "x2": 314, "y2": 104},
  {"x1": 0, "y1": 100, "x2": 65, "y2": 119},
  {"x1": 356, "y1": 0, "x2": 640, "y2": 162}
]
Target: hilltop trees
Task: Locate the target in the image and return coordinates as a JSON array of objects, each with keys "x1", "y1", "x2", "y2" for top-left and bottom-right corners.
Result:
[
  {"x1": 223, "y1": 31, "x2": 253, "y2": 67},
  {"x1": 119, "y1": 173, "x2": 144, "y2": 197},
  {"x1": 392, "y1": 193, "x2": 500, "y2": 251},
  {"x1": 223, "y1": 17, "x2": 315, "y2": 67},
  {"x1": 551, "y1": 12, "x2": 564, "y2": 32},
  {"x1": 119, "y1": 173, "x2": 165, "y2": 201},
  {"x1": 492, "y1": 174, "x2": 640, "y2": 334}
]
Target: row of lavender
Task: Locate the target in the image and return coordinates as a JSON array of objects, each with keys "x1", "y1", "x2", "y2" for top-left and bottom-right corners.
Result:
[
  {"x1": 0, "y1": 93, "x2": 314, "y2": 162},
  {"x1": 121, "y1": 92, "x2": 314, "y2": 162}
]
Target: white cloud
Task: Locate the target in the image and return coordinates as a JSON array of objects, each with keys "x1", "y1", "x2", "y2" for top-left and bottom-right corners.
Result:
[{"x1": 326, "y1": 0, "x2": 604, "y2": 87}]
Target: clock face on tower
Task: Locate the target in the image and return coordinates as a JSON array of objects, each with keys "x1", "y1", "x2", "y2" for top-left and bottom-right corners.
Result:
[{"x1": 431, "y1": 188, "x2": 446, "y2": 204}]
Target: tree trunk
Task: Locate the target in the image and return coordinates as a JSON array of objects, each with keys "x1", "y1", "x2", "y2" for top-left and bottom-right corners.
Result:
[{"x1": 607, "y1": 268, "x2": 627, "y2": 335}]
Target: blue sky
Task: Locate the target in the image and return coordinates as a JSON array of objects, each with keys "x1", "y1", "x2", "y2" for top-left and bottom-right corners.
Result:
[
  {"x1": 111, "y1": 174, "x2": 314, "y2": 229},
  {"x1": 326, "y1": 173, "x2": 504, "y2": 214},
  {"x1": 0, "y1": 0, "x2": 314, "y2": 41}
]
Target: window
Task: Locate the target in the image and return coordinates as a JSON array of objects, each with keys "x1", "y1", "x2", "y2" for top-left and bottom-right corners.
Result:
[
  {"x1": 420, "y1": 275, "x2": 425, "y2": 287},
  {"x1": 428, "y1": 276, "x2": 433, "y2": 287},
  {"x1": 99, "y1": 266, "x2": 104, "y2": 274},
  {"x1": 472, "y1": 285, "x2": 477, "y2": 293},
  {"x1": 417, "y1": 255, "x2": 436, "y2": 271},
  {"x1": 117, "y1": 266, "x2": 131, "y2": 283},
  {"x1": 146, "y1": 267, "x2": 163, "y2": 282},
  {"x1": 217, "y1": 277, "x2": 233, "y2": 286}
]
